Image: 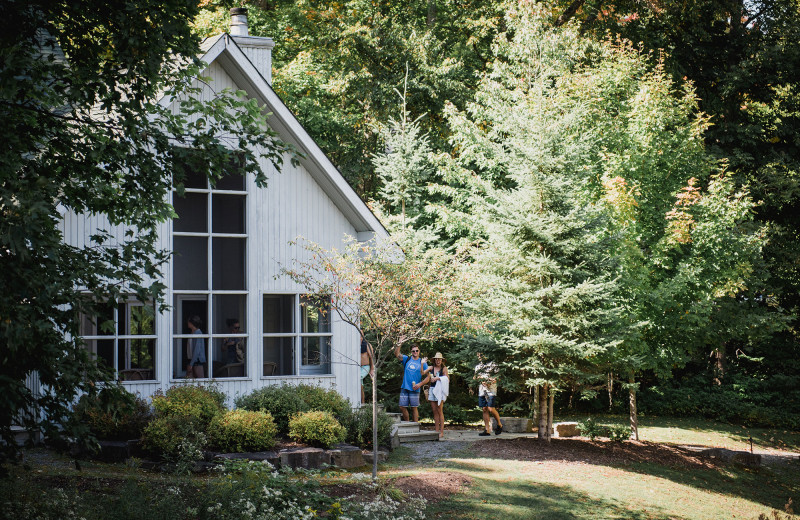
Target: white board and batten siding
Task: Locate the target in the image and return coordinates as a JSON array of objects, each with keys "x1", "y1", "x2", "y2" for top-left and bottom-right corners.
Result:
[{"x1": 55, "y1": 34, "x2": 388, "y2": 410}]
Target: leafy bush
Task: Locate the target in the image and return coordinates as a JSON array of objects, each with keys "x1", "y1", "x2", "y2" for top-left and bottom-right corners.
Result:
[
  {"x1": 341, "y1": 406, "x2": 395, "y2": 449},
  {"x1": 72, "y1": 385, "x2": 151, "y2": 441},
  {"x1": 150, "y1": 384, "x2": 226, "y2": 427},
  {"x1": 446, "y1": 404, "x2": 468, "y2": 426},
  {"x1": 288, "y1": 411, "x2": 346, "y2": 448},
  {"x1": 293, "y1": 384, "x2": 351, "y2": 419},
  {"x1": 141, "y1": 384, "x2": 225, "y2": 461},
  {"x1": 235, "y1": 385, "x2": 306, "y2": 435},
  {"x1": 578, "y1": 417, "x2": 603, "y2": 440},
  {"x1": 608, "y1": 423, "x2": 631, "y2": 442},
  {"x1": 208, "y1": 410, "x2": 278, "y2": 452}
]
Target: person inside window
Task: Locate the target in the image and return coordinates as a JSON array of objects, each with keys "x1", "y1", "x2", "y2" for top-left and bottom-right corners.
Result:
[
  {"x1": 186, "y1": 315, "x2": 206, "y2": 378},
  {"x1": 224, "y1": 318, "x2": 245, "y2": 364}
]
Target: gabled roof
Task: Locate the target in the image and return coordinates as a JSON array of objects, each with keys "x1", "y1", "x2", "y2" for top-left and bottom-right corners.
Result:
[{"x1": 165, "y1": 33, "x2": 389, "y2": 242}]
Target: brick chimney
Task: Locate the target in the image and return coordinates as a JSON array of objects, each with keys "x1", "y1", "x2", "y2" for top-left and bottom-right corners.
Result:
[{"x1": 229, "y1": 8, "x2": 274, "y2": 84}]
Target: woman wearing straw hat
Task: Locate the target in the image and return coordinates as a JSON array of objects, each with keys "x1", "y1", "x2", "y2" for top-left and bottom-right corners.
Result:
[{"x1": 425, "y1": 352, "x2": 449, "y2": 439}]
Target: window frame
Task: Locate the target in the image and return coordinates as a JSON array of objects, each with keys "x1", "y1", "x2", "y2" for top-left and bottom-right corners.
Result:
[
  {"x1": 78, "y1": 298, "x2": 158, "y2": 382},
  {"x1": 261, "y1": 293, "x2": 334, "y2": 378},
  {"x1": 171, "y1": 167, "x2": 249, "y2": 381}
]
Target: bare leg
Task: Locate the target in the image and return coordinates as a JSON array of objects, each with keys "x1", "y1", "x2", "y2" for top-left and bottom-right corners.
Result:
[
  {"x1": 400, "y1": 406, "x2": 409, "y2": 421},
  {"x1": 488, "y1": 407, "x2": 503, "y2": 429},
  {"x1": 361, "y1": 383, "x2": 365, "y2": 404},
  {"x1": 411, "y1": 407, "x2": 419, "y2": 423},
  {"x1": 482, "y1": 407, "x2": 492, "y2": 433},
  {"x1": 438, "y1": 403, "x2": 445, "y2": 437},
  {"x1": 430, "y1": 401, "x2": 439, "y2": 432}
]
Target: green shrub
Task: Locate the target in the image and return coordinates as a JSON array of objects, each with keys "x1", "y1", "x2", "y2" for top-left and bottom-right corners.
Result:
[
  {"x1": 151, "y1": 384, "x2": 226, "y2": 427},
  {"x1": 293, "y1": 384, "x2": 351, "y2": 419},
  {"x1": 235, "y1": 385, "x2": 306, "y2": 435},
  {"x1": 288, "y1": 411, "x2": 346, "y2": 448},
  {"x1": 578, "y1": 417, "x2": 602, "y2": 440},
  {"x1": 72, "y1": 385, "x2": 151, "y2": 441},
  {"x1": 446, "y1": 404, "x2": 468, "y2": 426},
  {"x1": 341, "y1": 406, "x2": 394, "y2": 449},
  {"x1": 141, "y1": 384, "x2": 225, "y2": 461},
  {"x1": 208, "y1": 410, "x2": 278, "y2": 453},
  {"x1": 608, "y1": 423, "x2": 631, "y2": 442}
]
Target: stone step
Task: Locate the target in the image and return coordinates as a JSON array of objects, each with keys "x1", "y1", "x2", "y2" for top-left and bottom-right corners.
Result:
[
  {"x1": 396, "y1": 421, "x2": 421, "y2": 435},
  {"x1": 386, "y1": 412, "x2": 402, "y2": 424},
  {"x1": 398, "y1": 431, "x2": 440, "y2": 443}
]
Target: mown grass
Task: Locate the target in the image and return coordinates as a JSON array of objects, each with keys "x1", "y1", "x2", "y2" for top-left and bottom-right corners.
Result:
[{"x1": 390, "y1": 416, "x2": 800, "y2": 520}]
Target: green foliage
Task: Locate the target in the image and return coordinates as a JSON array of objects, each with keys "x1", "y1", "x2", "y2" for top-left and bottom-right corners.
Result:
[
  {"x1": 141, "y1": 385, "x2": 225, "y2": 461},
  {"x1": 640, "y1": 375, "x2": 800, "y2": 430},
  {"x1": 235, "y1": 385, "x2": 313, "y2": 435},
  {"x1": 445, "y1": 404, "x2": 469, "y2": 426},
  {"x1": 608, "y1": 424, "x2": 631, "y2": 443},
  {"x1": 292, "y1": 384, "x2": 352, "y2": 421},
  {"x1": 578, "y1": 418, "x2": 602, "y2": 441},
  {"x1": 151, "y1": 385, "x2": 226, "y2": 428},
  {"x1": 288, "y1": 411, "x2": 346, "y2": 449},
  {"x1": 71, "y1": 386, "x2": 151, "y2": 441},
  {"x1": 207, "y1": 410, "x2": 278, "y2": 453},
  {"x1": 341, "y1": 406, "x2": 395, "y2": 449}
]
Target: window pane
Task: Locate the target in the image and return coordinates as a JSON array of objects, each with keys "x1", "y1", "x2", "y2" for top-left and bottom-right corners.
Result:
[
  {"x1": 174, "y1": 236, "x2": 208, "y2": 290},
  {"x1": 79, "y1": 301, "x2": 115, "y2": 336},
  {"x1": 301, "y1": 337, "x2": 331, "y2": 374},
  {"x1": 213, "y1": 295, "x2": 246, "y2": 336},
  {"x1": 212, "y1": 237, "x2": 245, "y2": 290},
  {"x1": 212, "y1": 194, "x2": 245, "y2": 234},
  {"x1": 120, "y1": 302, "x2": 155, "y2": 335},
  {"x1": 263, "y1": 295, "x2": 294, "y2": 333},
  {"x1": 263, "y1": 337, "x2": 294, "y2": 376},
  {"x1": 174, "y1": 336, "x2": 208, "y2": 379},
  {"x1": 214, "y1": 338, "x2": 246, "y2": 378},
  {"x1": 119, "y1": 339, "x2": 155, "y2": 380},
  {"x1": 301, "y1": 296, "x2": 331, "y2": 333},
  {"x1": 175, "y1": 165, "x2": 207, "y2": 189},
  {"x1": 83, "y1": 339, "x2": 115, "y2": 371},
  {"x1": 173, "y1": 192, "x2": 207, "y2": 233},
  {"x1": 173, "y1": 295, "x2": 208, "y2": 334},
  {"x1": 215, "y1": 157, "x2": 245, "y2": 191}
]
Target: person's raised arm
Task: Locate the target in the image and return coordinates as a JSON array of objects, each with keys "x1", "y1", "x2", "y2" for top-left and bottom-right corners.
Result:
[{"x1": 394, "y1": 342, "x2": 403, "y2": 361}]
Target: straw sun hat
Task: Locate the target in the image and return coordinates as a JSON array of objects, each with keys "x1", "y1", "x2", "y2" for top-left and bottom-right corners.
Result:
[{"x1": 432, "y1": 352, "x2": 444, "y2": 359}]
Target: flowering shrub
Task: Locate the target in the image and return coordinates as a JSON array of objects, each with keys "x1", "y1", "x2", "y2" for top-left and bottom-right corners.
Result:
[
  {"x1": 578, "y1": 417, "x2": 602, "y2": 441},
  {"x1": 235, "y1": 385, "x2": 306, "y2": 435},
  {"x1": 208, "y1": 410, "x2": 278, "y2": 452},
  {"x1": 341, "y1": 406, "x2": 394, "y2": 449},
  {"x1": 71, "y1": 385, "x2": 151, "y2": 441},
  {"x1": 288, "y1": 411, "x2": 346, "y2": 448},
  {"x1": 608, "y1": 423, "x2": 631, "y2": 442}
]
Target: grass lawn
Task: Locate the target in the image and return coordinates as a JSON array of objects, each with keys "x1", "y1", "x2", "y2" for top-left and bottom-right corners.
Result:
[{"x1": 387, "y1": 416, "x2": 799, "y2": 520}]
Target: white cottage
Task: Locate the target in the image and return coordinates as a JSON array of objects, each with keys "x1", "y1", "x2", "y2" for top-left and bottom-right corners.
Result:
[{"x1": 65, "y1": 9, "x2": 388, "y2": 407}]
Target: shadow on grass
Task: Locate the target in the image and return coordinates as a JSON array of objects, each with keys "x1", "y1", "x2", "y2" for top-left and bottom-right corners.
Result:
[
  {"x1": 426, "y1": 477, "x2": 674, "y2": 520},
  {"x1": 467, "y1": 437, "x2": 800, "y2": 512}
]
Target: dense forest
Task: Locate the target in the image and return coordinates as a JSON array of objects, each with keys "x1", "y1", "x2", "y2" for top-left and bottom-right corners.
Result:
[{"x1": 194, "y1": 0, "x2": 800, "y2": 428}]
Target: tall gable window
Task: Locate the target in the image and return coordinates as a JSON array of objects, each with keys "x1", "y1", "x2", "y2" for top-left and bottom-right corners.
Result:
[
  {"x1": 79, "y1": 300, "x2": 157, "y2": 381},
  {"x1": 262, "y1": 295, "x2": 332, "y2": 376},
  {"x1": 172, "y1": 164, "x2": 248, "y2": 379}
]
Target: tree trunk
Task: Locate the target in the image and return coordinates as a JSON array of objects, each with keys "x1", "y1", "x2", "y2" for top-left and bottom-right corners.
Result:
[
  {"x1": 372, "y1": 362, "x2": 379, "y2": 480},
  {"x1": 712, "y1": 347, "x2": 726, "y2": 385},
  {"x1": 607, "y1": 372, "x2": 614, "y2": 411},
  {"x1": 427, "y1": 0, "x2": 437, "y2": 27},
  {"x1": 629, "y1": 374, "x2": 639, "y2": 441},
  {"x1": 533, "y1": 385, "x2": 540, "y2": 424},
  {"x1": 546, "y1": 386, "x2": 554, "y2": 443},
  {"x1": 538, "y1": 385, "x2": 548, "y2": 440}
]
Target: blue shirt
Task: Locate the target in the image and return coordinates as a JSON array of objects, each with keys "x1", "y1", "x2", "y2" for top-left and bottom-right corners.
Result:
[
  {"x1": 400, "y1": 355, "x2": 428, "y2": 392},
  {"x1": 190, "y1": 329, "x2": 206, "y2": 365}
]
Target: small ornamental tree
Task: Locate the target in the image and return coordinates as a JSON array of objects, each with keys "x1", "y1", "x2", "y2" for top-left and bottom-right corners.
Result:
[{"x1": 282, "y1": 236, "x2": 483, "y2": 479}]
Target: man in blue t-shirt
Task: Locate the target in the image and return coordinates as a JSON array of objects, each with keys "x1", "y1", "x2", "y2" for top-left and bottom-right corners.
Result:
[{"x1": 394, "y1": 342, "x2": 429, "y2": 422}]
